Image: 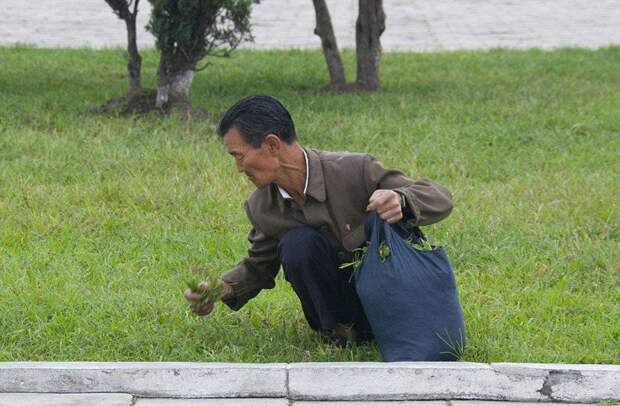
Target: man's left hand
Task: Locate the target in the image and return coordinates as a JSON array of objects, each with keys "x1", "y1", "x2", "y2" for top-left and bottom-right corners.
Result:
[{"x1": 366, "y1": 189, "x2": 403, "y2": 224}]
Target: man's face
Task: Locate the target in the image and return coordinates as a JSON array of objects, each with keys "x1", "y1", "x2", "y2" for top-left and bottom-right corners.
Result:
[{"x1": 222, "y1": 127, "x2": 279, "y2": 188}]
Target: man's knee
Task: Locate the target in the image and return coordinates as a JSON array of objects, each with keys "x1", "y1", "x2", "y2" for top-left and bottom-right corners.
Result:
[{"x1": 278, "y1": 226, "x2": 327, "y2": 268}]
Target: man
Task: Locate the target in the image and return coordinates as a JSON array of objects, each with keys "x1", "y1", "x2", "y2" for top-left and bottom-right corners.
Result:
[{"x1": 185, "y1": 95, "x2": 453, "y2": 346}]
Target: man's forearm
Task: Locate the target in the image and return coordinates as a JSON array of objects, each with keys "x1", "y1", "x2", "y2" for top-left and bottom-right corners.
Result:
[{"x1": 395, "y1": 179, "x2": 453, "y2": 226}]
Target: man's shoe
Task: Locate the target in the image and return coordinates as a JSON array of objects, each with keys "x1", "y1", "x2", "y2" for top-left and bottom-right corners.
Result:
[
  {"x1": 327, "y1": 323, "x2": 357, "y2": 348},
  {"x1": 328, "y1": 332, "x2": 348, "y2": 348}
]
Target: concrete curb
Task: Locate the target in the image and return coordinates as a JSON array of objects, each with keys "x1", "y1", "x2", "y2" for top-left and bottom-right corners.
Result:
[
  {"x1": 0, "y1": 363, "x2": 287, "y2": 398},
  {"x1": 1, "y1": 362, "x2": 618, "y2": 402},
  {"x1": 0, "y1": 393, "x2": 134, "y2": 406},
  {"x1": 288, "y1": 363, "x2": 620, "y2": 402}
]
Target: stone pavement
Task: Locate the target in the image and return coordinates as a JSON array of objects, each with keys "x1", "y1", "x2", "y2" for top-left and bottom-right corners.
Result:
[
  {"x1": 0, "y1": 396, "x2": 606, "y2": 406},
  {"x1": 1, "y1": 0, "x2": 619, "y2": 51}
]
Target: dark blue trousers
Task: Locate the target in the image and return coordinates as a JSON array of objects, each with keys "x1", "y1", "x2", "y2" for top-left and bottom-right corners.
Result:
[{"x1": 277, "y1": 226, "x2": 373, "y2": 341}]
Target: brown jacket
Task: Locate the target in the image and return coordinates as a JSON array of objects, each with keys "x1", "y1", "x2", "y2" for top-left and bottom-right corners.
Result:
[{"x1": 221, "y1": 147, "x2": 453, "y2": 310}]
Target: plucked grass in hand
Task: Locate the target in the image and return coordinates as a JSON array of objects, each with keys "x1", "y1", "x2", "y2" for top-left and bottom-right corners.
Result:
[{"x1": 186, "y1": 266, "x2": 223, "y2": 305}]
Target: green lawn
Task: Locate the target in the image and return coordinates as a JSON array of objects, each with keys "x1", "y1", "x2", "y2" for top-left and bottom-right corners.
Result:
[{"x1": 0, "y1": 46, "x2": 618, "y2": 363}]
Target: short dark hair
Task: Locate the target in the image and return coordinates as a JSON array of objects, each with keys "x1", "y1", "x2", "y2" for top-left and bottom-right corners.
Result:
[{"x1": 217, "y1": 95, "x2": 297, "y2": 148}]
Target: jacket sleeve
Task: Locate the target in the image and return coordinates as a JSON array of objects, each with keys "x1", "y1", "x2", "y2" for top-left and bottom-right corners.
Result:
[
  {"x1": 363, "y1": 154, "x2": 453, "y2": 226},
  {"x1": 219, "y1": 201, "x2": 281, "y2": 310}
]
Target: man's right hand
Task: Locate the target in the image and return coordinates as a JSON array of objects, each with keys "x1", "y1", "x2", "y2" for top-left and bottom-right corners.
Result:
[{"x1": 184, "y1": 280, "x2": 233, "y2": 316}]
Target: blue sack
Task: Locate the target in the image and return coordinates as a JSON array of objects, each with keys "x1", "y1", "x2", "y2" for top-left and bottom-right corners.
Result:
[{"x1": 355, "y1": 212, "x2": 466, "y2": 362}]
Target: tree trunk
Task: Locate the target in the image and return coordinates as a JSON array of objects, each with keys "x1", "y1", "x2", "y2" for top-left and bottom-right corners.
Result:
[
  {"x1": 104, "y1": 0, "x2": 142, "y2": 93},
  {"x1": 355, "y1": 0, "x2": 385, "y2": 91},
  {"x1": 312, "y1": 0, "x2": 346, "y2": 89},
  {"x1": 125, "y1": 14, "x2": 142, "y2": 92},
  {"x1": 155, "y1": 56, "x2": 195, "y2": 108}
]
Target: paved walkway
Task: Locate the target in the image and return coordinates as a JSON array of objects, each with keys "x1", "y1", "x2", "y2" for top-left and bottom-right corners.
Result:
[
  {"x1": 1, "y1": 0, "x2": 619, "y2": 51},
  {"x1": 0, "y1": 395, "x2": 602, "y2": 406}
]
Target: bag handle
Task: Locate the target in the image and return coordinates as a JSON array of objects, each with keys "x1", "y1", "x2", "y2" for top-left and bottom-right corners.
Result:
[{"x1": 370, "y1": 211, "x2": 427, "y2": 247}]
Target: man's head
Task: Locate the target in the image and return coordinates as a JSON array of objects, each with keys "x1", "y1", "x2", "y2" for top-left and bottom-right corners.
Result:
[
  {"x1": 217, "y1": 94, "x2": 296, "y2": 148},
  {"x1": 217, "y1": 95, "x2": 298, "y2": 188}
]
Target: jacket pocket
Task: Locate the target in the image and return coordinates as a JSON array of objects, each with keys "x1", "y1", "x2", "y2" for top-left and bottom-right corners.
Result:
[{"x1": 342, "y1": 223, "x2": 367, "y2": 252}]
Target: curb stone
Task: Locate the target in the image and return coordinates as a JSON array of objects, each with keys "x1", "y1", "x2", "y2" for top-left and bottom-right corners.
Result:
[
  {"x1": 451, "y1": 403, "x2": 598, "y2": 406},
  {"x1": 0, "y1": 363, "x2": 287, "y2": 398},
  {"x1": 134, "y1": 400, "x2": 289, "y2": 405},
  {"x1": 493, "y1": 363, "x2": 620, "y2": 403},
  {"x1": 0, "y1": 400, "x2": 604, "y2": 406},
  {"x1": 0, "y1": 393, "x2": 133, "y2": 406},
  {"x1": 288, "y1": 363, "x2": 620, "y2": 402},
  {"x1": 295, "y1": 402, "x2": 449, "y2": 405},
  {"x1": 0, "y1": 362, "x2": 618, "y2": 402}
]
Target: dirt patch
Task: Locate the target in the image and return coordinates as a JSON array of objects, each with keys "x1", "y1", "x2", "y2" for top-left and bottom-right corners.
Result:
[{"x1": 84, "y1": 89, "x2": 209, "y2": 120}]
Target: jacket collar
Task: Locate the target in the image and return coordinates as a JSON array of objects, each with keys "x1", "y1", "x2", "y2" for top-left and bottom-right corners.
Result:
[
  {"x1": 274, "y1": 146, "x2": 326, "y2": 214},
  {"x1": 303, "y1": 147, "x2": 326, "y2": 203}
]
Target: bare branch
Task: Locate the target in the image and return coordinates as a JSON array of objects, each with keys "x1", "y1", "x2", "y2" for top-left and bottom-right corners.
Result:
[
  {"x1": 131, "y1": 0, "x2": 140, "y2": 17},
  {"x1": 104, "y1": 0, "x2": 130, "y2": 21}
]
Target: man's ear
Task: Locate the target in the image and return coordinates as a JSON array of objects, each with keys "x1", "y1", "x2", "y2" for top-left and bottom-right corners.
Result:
[{"x1": 263, "y1": 134, "x2": 281, "y2": 154}]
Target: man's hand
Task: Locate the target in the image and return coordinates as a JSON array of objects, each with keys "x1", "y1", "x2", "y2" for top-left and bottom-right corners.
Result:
[
  {"x1": 184, "y1": 280, "x2": 234, "y2": 316},
  {"x1": 366, "y1": 189, "x2": 403, "y2": 224}
]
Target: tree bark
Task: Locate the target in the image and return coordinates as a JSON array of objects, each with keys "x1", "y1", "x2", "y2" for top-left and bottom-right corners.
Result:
[
  {"x1": 312, "y1": 0, "x2": 346, "y2": 89},
  {"x1": 104, "y1": 0, "x2": 142, "y2": 92},
  {"x1": 355, "y1": 0, "x2": 385, "y2": 91},
  {"x1": 155, "y1": 56, "x2": 195, "y2": 108},
  {"x1": 125, "y1": 11, "x2": 142, "y2": 92}
]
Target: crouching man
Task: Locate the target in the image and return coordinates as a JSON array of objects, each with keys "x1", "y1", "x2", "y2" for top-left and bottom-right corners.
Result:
[{"x1": 185, "y1": 95, "x2": 453, "y2": 346}]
